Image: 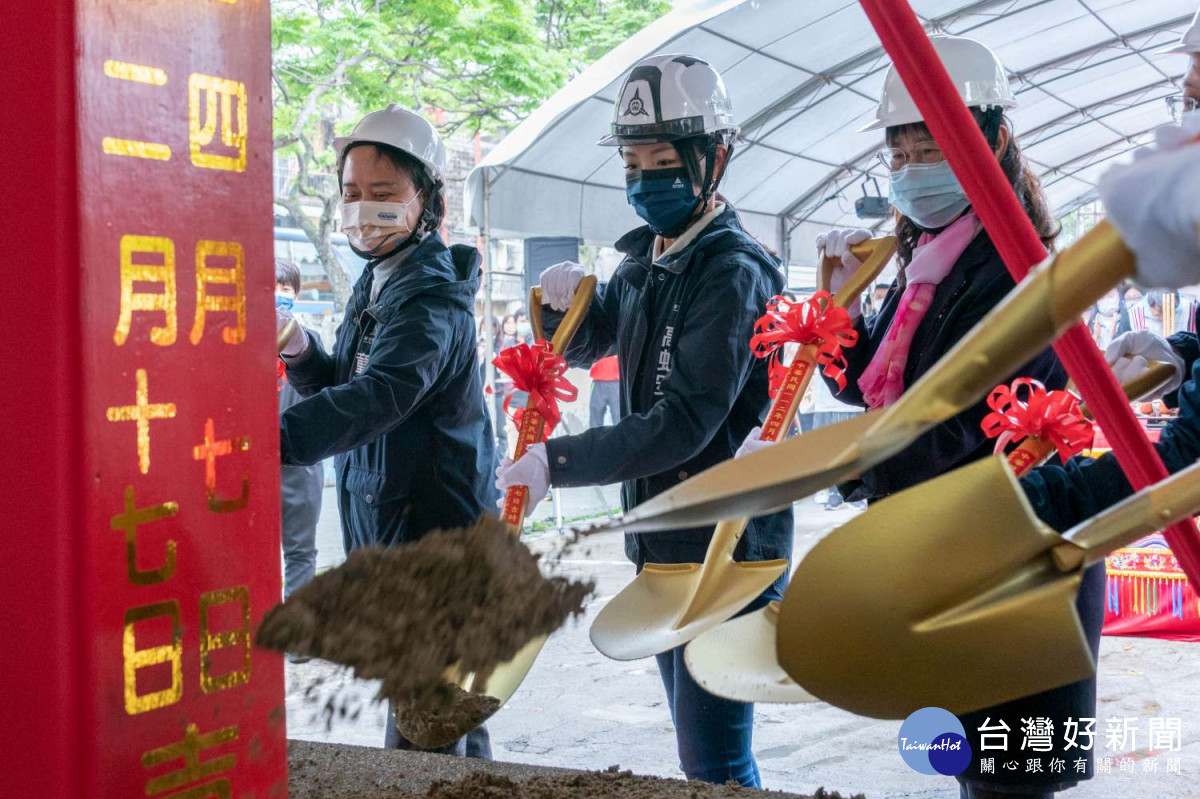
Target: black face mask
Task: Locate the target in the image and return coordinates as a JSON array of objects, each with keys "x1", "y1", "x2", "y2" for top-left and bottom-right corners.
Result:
[{"x1": 625, "y1": 167, "x2": 701, "y2": 237}]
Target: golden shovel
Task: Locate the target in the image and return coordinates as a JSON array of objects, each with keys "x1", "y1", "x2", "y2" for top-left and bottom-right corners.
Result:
[
  {"x1": 682, "y1": 366, "x2": 1172, "y2": 704},
  {"x1": 410, "y1": 277, "x2": 598, "y2": 748},
  {"x1": 581, "y1": 220, "x2": 1134, "y2": 535},
  {"x1": 589, "y1": 238, "x2": 897, "y2": 661},
  {"x1": 777, "y1": 453, "x2": 1200, "y2": 719}
]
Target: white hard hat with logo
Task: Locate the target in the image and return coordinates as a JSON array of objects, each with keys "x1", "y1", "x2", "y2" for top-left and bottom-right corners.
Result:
[
  {"x1": 1156, "y1": 7, "x2": 1200, "y2": 55},
  {"x1": 332, "y1": 104, "x2": 447, "y2": 184},
  {"x1": 598, "y1": 54, "x2": 738, "y2": 146},
  {"x1": 860, "y1": 35, "x2": 1016, "y2": 132}
]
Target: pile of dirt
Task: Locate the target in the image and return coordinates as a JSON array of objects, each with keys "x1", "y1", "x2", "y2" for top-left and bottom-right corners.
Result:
[
  {"x1": 256, "y1": 517, "x2": 593, "y2": 744},
  {"x1": 419, "y1": 769, "x2": 867, "y2": 799}
]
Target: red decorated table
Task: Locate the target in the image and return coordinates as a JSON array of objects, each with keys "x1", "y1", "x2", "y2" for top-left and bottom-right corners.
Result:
[{"x1": 1090, "y1": 426, "x2": 1200, "y2": 641}]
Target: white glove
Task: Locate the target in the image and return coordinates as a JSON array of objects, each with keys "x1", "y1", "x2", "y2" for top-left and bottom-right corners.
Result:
[
  {"x1": 276, "y1": 308, "x2": 309, "y2": 359},
  {"x1": 1099, "y1": 117, "x2": 1200, "y2": 291},
  {"x1": 816, "y1": 228, "x2": 871, "y2": 317},
  {"x1": 735, "y1": 425, "x2": 776, "y2": 459},
  {"x1": 539, "y1": 261, "x2": 586, "y2": 312},
  {"x1": 1105, "y1": 330, "x2": 1185, "y2": 401},
  {"x1": 495, "y1": 443, "x2": 551, "y2": 510}
]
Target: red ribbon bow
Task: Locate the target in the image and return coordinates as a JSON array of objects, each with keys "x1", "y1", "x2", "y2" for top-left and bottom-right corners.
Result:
[
  {"x1": 981, "y1": 378, "x2": 1094, "y2": 463},
  {"x1": 493, "y1": 339, "x2": 577, "y2": 435},
  {"x1": 750, "y1": 292, "x2": 859, "y2": 396}
]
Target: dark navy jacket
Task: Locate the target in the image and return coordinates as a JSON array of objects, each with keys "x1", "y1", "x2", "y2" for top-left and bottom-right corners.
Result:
[
  {"x1": 825, "y1": 232, "x2": 1068, "y2": 501},
  {"x1": 1024, "y1": 331, "x2": 1200, "y2": 531},
  {"x1": 543, "y1": 207, "x2": 793, "y2": 569},
  {"x1": 280, "y1": 233, "x2": 499, "y2": 551}
]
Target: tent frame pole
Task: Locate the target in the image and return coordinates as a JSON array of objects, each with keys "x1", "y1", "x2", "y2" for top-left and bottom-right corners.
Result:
[{"x1": 482, "y1": 167, "x2": 500, "y2": 450}]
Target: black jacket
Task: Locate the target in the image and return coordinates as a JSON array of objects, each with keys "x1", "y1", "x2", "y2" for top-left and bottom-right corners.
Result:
[
  {"x1": 543, "y1": 207, "x2": 793, "y2": 568},
  {"x1": 280, "y1": 233, "x2": 499, "y2": 551},
  {"x1": 825, "y1": 232, "x2": 1068, "y2": 501},
  {"x1": 1023, "y1": 331, "x2": 1200, "y2": 532}
]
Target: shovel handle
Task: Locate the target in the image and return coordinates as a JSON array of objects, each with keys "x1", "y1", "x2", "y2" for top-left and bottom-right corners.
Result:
[
  {"x1": 501, "y1": 277, "x2": 599, "y2": 532},
  {"x1": 1061, "y1": 459, "x2": 1200, "y2": 568},
  {"x1": 819, "y1": 237, "x2": 898, "y2": 300},
  {"x1": 276, "y1": 318, "x2": 298, "y2": 353},
  {"x1": 1006, "y1": 362, "x2": 1177, "y2": 477},
  {"x1": 532, "y1": 276, "x2": 599, "y2": 355}
]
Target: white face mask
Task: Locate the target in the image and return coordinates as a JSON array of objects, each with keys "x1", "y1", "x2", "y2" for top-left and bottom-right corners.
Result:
[{"x1": 341, "y1": 195, "x2": 422, "y2": 255}]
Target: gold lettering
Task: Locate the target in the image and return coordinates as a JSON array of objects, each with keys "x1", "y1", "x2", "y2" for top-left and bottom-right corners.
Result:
[
  {"x1": 114, "y1": 235, "x2": 177, "y2": 346},
  {"x1": 123, "y1": 600, "x2": 183, "y2": 715}
]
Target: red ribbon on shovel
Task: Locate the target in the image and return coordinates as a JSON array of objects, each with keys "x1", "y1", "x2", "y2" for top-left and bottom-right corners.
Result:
[
  {"x1": 981, "y1": 378, "x2": 1093, "y2": 464},
  {"x1": 751, "y1": 292, "x2": 858, "y2": 396},
  {"x1": 493, "y1": 339, "x2": 577, "y2": 525}
]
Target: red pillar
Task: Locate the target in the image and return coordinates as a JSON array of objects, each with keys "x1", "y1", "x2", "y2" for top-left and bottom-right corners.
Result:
[{"x1": 1, "y1": 0, "x2": 288, "y2": 794}]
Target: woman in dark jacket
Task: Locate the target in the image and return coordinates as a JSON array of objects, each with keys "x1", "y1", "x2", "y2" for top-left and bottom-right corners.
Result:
[
  {"x1": 275, "y1": 105, "x2": 497, "y2": 759},
  {"x1": 496, "y1": 54, "x2": 792, "y2": 788},
  {"x1": 815, "y1": 37, "x2": 1080, "y2": 799}
]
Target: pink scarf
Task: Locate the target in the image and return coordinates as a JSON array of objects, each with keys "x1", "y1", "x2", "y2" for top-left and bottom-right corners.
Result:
[{"x1": 858, "y1": 212, "x2": 981, "y2": 409}]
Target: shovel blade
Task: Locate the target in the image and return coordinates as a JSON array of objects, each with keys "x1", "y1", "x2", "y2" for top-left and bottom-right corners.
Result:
[
  {"x1": 777, "y1": 456, "x2": 1094, "y2": 719},
  {"x1": 590, "y1": 559, "x2": 787, "y2": 660},
  {"x1": 596, "y1": 411, "x2": 892, "y2": 535},
  {"x1": 685, "y1": 602, "x2": 817, "y2": 704}
]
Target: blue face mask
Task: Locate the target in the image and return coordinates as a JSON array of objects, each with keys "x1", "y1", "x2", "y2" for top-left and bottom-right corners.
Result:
[
  {"x1": 275, "y1": 293, "x2": 295, "y2": 312},
  {"x1": 625, "y1": 167, "x2": 699, "y2": 236},
  {"x1": 888, "y1": 160, "x2": 971, "y2": 230}
]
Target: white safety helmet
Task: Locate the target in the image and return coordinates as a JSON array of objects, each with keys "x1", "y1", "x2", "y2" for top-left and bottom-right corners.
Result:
[
  {"x1": 332, "y1": 104, "x2": 447, "y2": 184},
  {"x1": 1156, "y1": 7, "x2": 1200, "y2": 55},
  {"x1": 860, "y1": 35, "x2": 1016, "y2": 132},
  {"x1": 598, "y1": 54, "x2": 738, "y2": 146}
]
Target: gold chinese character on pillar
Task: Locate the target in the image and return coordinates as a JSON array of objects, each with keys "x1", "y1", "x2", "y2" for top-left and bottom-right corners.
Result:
[
  {"x1": 191, "y1": 417, "x2": 250, "y2": 513},
  {"x1": 189, "y1": 240, "x2": 246, "y2": 345},
  {"x1": 141, "y1": 721, "x2": 238, "y2": 797},
  {"x1": 188, "y1": 73, "x2": 247, "y2": 172},
  {"x1": 101, "y1": 60, "x2": 172, "y2": 161},
  {"x1": 199, "y1": 586, "x2": 251, "y2": 693},
  {"x1": 123, "y1": 600, "x2": 183, "y2": 715},
  {"x1": 110, "y1": 486, "x2": 178, "y2": 585},
  {"x1": 114, "y1": 235, "x2": 177, "y2": 346},
  {"x1": 106, "y1": 368, "x2": 178, "y2": 474}
]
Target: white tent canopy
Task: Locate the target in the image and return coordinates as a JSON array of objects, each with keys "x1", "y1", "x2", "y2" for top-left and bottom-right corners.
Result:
[{"x1": 465, "y1": 0, "x2": 1195, "y2": 266}]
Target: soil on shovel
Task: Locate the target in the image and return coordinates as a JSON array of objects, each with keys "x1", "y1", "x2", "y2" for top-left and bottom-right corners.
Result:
[
  {"x1": 395, "y1": 686, "x2": 502, "y2": 749},
  {"x1": 256, "y1": 516, "x2": 593, "y2": 744}
]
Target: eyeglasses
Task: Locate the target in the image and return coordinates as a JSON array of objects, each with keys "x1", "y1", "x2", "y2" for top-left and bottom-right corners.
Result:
[
  {"x1": 875, "y1": 142, "x2": 945, "y2": 172},
  {"x1": 1165, "y1": 94, "x2": 1200, "y2": 122}
]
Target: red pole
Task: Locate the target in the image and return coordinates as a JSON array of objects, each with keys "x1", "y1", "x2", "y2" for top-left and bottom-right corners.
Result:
[{"x1": 856, "y1": 0, "x2": 1200, "y2": 588}]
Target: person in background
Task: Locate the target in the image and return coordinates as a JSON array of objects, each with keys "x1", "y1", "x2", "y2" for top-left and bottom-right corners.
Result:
[
  {"x1": 492, "y1": 313, "x2": 520, "y2": 454},
  {"x1": 275, "y1": 259, "x2": 323, "y2": 666},
  {"x1": 1129, "y1": 290, "x2": 1198, "y2": 337},
  {"x1": 1086, "y1": 287, "x2": 1123, "y2": 350},
  {"x1": 514, "y1": 308, "x2": 534, "y2": 343},
  {"x1": 588, "y1": 354, "x2": 620, "y2": 427},
  {"x1": 275, "y1": 104, "x2": 496, "y2": 759},
  {"x1": 865, "y1": 281, "x2": 891, "y2": 321}
]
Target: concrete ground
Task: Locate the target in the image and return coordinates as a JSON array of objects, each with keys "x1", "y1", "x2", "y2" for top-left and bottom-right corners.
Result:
[{"x1": 286, "y1": 483, "x2": 1199, "y2": 799}]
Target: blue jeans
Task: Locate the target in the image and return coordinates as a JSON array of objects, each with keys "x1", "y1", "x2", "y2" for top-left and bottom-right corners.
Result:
[{"x1": 653, "y1": 575, "x2": 786, "y2": 787}]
